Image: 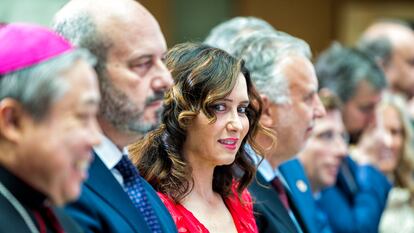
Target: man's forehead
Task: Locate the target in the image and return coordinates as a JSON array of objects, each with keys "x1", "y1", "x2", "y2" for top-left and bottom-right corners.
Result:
[
  {"x1": 282, "y1": 57, "x2": 317, "y2": 92},
  {"x1": 105, "y1": 20, "x2": 167, "y2": 58},
  {"x1": 352, "y1": 80, "x2": 381, "y2": 100},
  {"x1": 395, "y1": 41, "x2": 414, "y2": 59}
]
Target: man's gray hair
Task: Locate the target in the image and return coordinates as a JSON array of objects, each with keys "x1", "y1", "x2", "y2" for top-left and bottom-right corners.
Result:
[
  {"x1": 357, "y1": 37, "x2": 392, "y2": 67},
  {"x1": 316, "y1": 43, "x2": 386, "y2": 103},
  {"x1": 53, "y1": 12, "x2": 112, "y2": 78},
  {"x1": 0, "y1": 49, "x2": 95, "y2": 120},
  {"x1": 356, "y1": 19, "x2": 412, "y2": 68},
  {"x1": 204, "y1": 16, "x2": 275, "y2": 52},
  {"x1": 229, "y1": 31, "x2": 312, "y2": 104}
]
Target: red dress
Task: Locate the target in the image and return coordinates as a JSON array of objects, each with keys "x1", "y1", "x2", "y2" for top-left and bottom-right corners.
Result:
[{"x1": 157, "y1": 184, "x2": 258, "y2": 233}]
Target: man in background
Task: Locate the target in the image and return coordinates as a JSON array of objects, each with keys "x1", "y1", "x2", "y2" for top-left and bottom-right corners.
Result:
[
  {"x1": 358, "y1": 20, "x2": 414, "y2": 119},
  {"x1": 315, "y1": 44, "x2": 391, "y2": 233},
  {"x1": 358, "y1": 20, "x2": 414, "y2": 100},
  {"x1": 206, "y1": 18, "x2": 326, "y2": 233}
]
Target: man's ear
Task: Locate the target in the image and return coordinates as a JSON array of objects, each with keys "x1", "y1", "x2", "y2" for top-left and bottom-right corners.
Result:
[
  {"x1": 0, "y1": 99, "x2": 28, "y2": 143},
  {"x1": 376, "y1": 57, "x2": 390, "y2": 72},
  {"x1": 260, "y1": 94, "x2": 276, "y2": 127}
]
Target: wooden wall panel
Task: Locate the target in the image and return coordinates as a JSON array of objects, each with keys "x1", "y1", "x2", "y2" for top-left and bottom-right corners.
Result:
[{"x1": 237, "y1": 0, "x2": 334, "y2": 56}]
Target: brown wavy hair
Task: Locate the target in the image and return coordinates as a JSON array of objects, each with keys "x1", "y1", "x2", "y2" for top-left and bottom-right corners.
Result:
[{"x1": 130, "y1": 42, "x2": 266, "y2": 203}]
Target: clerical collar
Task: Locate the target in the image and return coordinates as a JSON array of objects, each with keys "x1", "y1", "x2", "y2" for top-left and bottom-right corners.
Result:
[{"x1": 0, "y1": 166, "x2": 47, "y2": 208}]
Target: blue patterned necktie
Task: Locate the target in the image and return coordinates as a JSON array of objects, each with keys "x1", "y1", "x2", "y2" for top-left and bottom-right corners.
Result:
[{"x1": 115, "y1": 155, "x2": 162, "y2": 233}]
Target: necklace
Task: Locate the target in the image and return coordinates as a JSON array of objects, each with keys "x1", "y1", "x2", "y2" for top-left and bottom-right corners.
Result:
[{"x1": 0, "y1": 181, "x2": 39, "y2": 233}]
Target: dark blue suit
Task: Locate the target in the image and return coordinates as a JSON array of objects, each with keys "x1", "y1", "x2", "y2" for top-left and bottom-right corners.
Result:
[
  {"x1": 249, "y1": 172, "x2": 299, "y2": 233},
  {"x1": 279, "y1": 158, "x2": 331, "y2": 233},
  {"x1": 65, "y1": 152, "x2": 177, "y2": 233},
  {"x1": 318, "y1": 156, "x2": 391, "y2": 233}
]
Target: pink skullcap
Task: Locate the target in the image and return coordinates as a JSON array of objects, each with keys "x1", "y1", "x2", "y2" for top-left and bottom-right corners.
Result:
[{"x1": 0, "y1": 23, "x2": 74, "y2": 75}]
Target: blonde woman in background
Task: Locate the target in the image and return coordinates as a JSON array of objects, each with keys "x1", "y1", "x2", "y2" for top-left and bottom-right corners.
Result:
[{"x1": 352, "y1": 92, "x2": 414, "y2": 232}]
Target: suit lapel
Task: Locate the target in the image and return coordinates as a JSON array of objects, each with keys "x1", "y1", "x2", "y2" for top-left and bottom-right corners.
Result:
[
  {"x1": 284, "y1": 186, "x2": 309, "y2": 233},
  {"x1": 86, "y1": 153, "x2": 151, "y2": 233},
  {"x1": 279, "y1": 160, "x2": 313, "y2": 233},
  {"x1": 53, "y1": 207, "x2": 83, "y2": 233},
  {"x1": 0, "y1": 193, "x2": 34, "y2": 232},
  {"x1": 250, "y1": 172, "x2": 298, "y2": 233}
]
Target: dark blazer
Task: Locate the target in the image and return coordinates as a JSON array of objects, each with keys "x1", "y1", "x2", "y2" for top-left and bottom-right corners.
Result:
[
  {"x1": 279, "y1": 158, "x2": 326, "y2": 233},
  {"x1": 65, "y1": 152, "x2": 177, "y2": 233},
  {"x1": 0, "y1": 195, "x2": 82, "y2": 233},
  {"x1": 249, "y1": 172, "x2": 299, "y2": 233},
  {"x1": 318, "y1": 156, "x2": 391, "y2": 233}
]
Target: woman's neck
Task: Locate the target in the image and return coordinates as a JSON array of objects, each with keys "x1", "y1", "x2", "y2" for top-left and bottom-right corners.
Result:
[{"x1": 189, "y1": 163, "x2": 216, "y2": 199}]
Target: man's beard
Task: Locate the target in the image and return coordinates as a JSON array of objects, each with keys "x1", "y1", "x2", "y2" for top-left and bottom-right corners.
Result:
[{"x1": 98, "y1": 74, "x2": 164, "y2": 136}]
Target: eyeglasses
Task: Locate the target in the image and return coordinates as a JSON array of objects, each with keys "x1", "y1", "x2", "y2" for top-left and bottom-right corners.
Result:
[{"x1": 315, "y1": 130, "x2": 349, "y2": 144}]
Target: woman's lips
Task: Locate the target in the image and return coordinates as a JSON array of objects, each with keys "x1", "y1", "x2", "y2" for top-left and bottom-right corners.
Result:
[{"x1": 218, "y1": 138, "x2": 239, "y2": 150}]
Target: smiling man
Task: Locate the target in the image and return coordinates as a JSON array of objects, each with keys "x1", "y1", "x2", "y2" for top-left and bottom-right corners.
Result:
[{"x1": 0, "y1": 23, "x2": 100, "y2": 233}]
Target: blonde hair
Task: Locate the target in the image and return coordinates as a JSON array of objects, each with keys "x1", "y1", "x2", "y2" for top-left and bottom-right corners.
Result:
[{"x1": 379, "y1": 93, "x2": 414, "y2": 206}]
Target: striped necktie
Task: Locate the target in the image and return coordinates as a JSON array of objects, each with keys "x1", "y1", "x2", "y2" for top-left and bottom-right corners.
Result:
[{"x1": 271, "y1": 176, "x2": 291, "y2": 211}]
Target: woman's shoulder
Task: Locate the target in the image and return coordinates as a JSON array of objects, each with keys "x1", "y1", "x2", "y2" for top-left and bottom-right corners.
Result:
[
  {"x1": 380, "y1": 188, "x2": 414, "y2": 233},
  {"x1": 227, "y1": 182, "x2": 258, "y2": 233},
  {"x1": 157, "y1": 192, "x2": 174, "y2": 206},
  {"x1": 387, "y1": 187, "x2": 411, "y2": 206},
  {"x1": 157, "y1": 193, "x2": 181, "y2": 220}
]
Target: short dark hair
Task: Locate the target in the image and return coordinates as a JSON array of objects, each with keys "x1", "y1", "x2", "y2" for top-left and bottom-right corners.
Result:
[{"x1": 316, "y1": 43, "x2": 386, "y2": 103}]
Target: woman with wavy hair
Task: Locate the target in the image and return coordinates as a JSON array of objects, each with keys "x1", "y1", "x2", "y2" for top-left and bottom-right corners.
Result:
[
  {"x1": 352, "y1": 92, "x2": 414, "y2": 232},
  {"x1": 129, "y1": 42, "x2": 268, "y2": 233}
]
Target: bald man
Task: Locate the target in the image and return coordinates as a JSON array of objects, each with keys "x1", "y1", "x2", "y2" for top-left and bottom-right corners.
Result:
[
  {"x1": 358, "y1": 20, "x2": 414, "y2": 99},
  {"x1": 53, "y1": 0, "x2": 176, "y2": 232}
]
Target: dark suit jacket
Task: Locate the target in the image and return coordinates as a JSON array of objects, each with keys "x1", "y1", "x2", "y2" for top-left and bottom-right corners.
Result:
[
  {"x1": 249, "y1": 172, "x2": 299, "y2": 233},
  {"x1": 279, "y1": 158, "x2": 326, "y2": 233},
  {"x1": 65, "y1": 152, "x2": 177, "y2": 233},
  {"x1": 0, "y1": 190, "x2": 82, "y2": 233},
  {"x1": 318, "y1": 156, "x2": 391, "y2": 233}
]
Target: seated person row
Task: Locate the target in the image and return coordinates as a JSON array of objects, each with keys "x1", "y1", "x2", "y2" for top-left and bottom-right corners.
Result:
[
  {"x1": 299, "y1": 89, "x2": 414, "y2": 233},
  {"x1": 352, "y1": 93, "x2": 414, "y2": 233},
  {"x1": 313, "y1": 43, "x2": 392, "y2": 233}
]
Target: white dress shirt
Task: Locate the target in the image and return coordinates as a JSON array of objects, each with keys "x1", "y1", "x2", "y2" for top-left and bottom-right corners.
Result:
[
  {"x1": 247, "y1": 145, "x2": 304, "y2": 233},
  {"x1": 93, "y1": 134, "x2": 128, "y2": 186}
]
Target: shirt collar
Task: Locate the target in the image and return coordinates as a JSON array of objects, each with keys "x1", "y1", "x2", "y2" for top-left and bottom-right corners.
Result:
[
  {"x1": 93, "y1": 134, "x2": 124, "y2": 170},
  {"x1": 245, "y1": 144, "x2": 280, "y2": 182}
]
